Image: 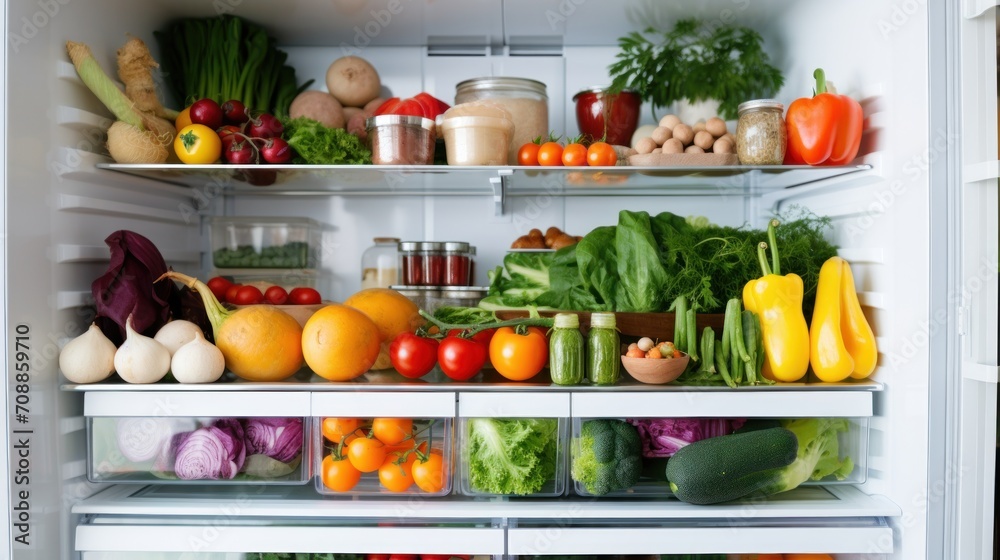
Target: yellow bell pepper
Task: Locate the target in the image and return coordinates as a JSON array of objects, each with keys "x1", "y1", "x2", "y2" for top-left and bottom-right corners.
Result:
[
  {"x1": 809, "y1": 256, "x2": 879, "y2": 381},
  {"x1": 742, "y1": 220, "x2": 810, "y2": 382},
  {"x1": 841, "y1": 258, "x2": 878, "y2": 378},
  {"x1": 810, "y1": 257, "x2": 855, "y2": 382}
]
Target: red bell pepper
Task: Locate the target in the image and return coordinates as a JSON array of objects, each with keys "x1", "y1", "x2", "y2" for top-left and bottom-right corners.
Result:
[{"x1": 784, "y1": 69, "x2": 863, "y2": 166}]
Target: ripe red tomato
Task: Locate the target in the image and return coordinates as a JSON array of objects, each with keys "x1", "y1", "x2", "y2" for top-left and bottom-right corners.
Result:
[
  {"x1": 288, "y1": 287, "x2": 322, "y2": 305},
  {"x1": 232, "y1": 285, "x2": 264, "y2": 305},
  {"x1": 264, "y1": 285, "x2": 288, "y2": 305},
  {"x1": 489, "y1": 326, "x2": 548, "y2": 381},
  {"x1": 586, "y1": 141, "x2": 618, "y2": 166},
  {"x1": 517, "y1": 143, "x2": 540, "y2": 166},
  {"x1": 438, "y1": 335, "x2": 488, "y2": 381},
  {"x1": 447, "y1": 328, "x2": 496, "y2": 369},
  {"x1": 224, "y1": 283, "x2": 244, "y2": 304},
  {"x1": 373, "y1": 98, "x2": 400, "y2": 116},
  {"x1": 537, "y1": 142, "x2": 564, "y2": 166},
  {"x1": 389, "y1": 333, "x2": 439, "y2": 379},
  {"x1": 207, "y1": 276, "x2": 233, "y2": 301},
  {"x1": 392, "y1": 99, "x2": 425, "y2": 118},
  {"x1": 388, "y1": 555, "x2": 417, "y2": 560},
  {"x1": 561, "y1": 143, "x2": 588, "y2": 166}
]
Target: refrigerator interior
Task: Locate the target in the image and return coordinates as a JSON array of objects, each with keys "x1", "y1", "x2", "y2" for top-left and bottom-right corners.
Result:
[{"x1": 3, "y1": 0, "x2": 995, "y2": 558}]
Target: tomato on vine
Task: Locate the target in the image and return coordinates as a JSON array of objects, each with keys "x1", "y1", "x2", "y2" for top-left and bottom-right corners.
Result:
[
  {"x1": 537, "y1": 141, "x2": 564, "y2": 166},
  {"x1": 489, "y1": 326, "x2": 549, "y2": 381},
  {"x1": 347, "y1": 435, "x2": 387, "y2": 473},
  {"x1": 586, "y1": 141, "x2": 618, "y2": 166}
]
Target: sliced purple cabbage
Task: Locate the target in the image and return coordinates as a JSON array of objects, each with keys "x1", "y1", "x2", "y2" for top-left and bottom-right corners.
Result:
[
  {"x1": 628, "y1": 418, "x2": 747, "y2": 458},
  {"x1": 172, "y1": 419, "x2": 246, "y2": 480},
  {"x1": 91, "y1": 230, "x2": 178, "y2": 344},
  {"x1": 243, "y1": 418, "x2": 304, "y2": 463}
]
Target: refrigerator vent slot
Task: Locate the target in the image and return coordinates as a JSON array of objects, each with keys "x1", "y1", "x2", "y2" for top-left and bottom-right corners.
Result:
[
  {"x1": 55, "y1": 106, "x2": 111, "y2": 135},
  {"x1": 57, "y1": 193, "x2": 192, "y2": 224},
  {"x1": 55, "y1": 243, "x2": 199, "y2": 265}
]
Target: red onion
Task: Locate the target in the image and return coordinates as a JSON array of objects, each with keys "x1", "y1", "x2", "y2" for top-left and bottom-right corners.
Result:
[{"x1": 243, "y1": 418, "x2": 303, "y2": 463}]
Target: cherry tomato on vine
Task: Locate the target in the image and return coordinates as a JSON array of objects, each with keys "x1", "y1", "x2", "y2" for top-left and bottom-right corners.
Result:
[
  {"x1": 264, "y1": 285, "x2": 288, "y2": 305},
  {"x1": 321, "y1": 417, "x2": 363, "y2": 444},
  {"x1": 207, "y1": 276, "x2": 233, "y2": 301},
  {"x1": 438, "y1": 335, "x2": 488, "y2": 381},
  {"x1": 412, "y1": 450, "x2": 447, "y2": 493},
  {"x1": 489, "y1": 326, "x2": 549, "y2": 381},
  {"x1": 561, "y1": 143, "x2": 588, "y2": 166},
  {"x1": 321, "y1": 453, "x2": 362, "y2": 492},
  {"x1": 232, "y1": 285, "x2": 264, "y2": 305},
  {"x1": 288, "y1": 286, "x2": 322, "y2": 305},
  {"x1": 586, "y1": 141, "x2": 618, "y2": 166},
  {"x1": 224, "y1": 283, "x2": 244, "y2": 303},
  {"x1": 372, "y1": 418, "x2": 413, "y2": 446},
  {"x1": 378, "y1": 450, "x2": 416, "y2": 492},
  {"x1": 347, "y1": 436, "x2": 387, "y2": 473},
  {"x1": 389, "y1": 332, "x2": 439, "y2": 379},
  {"x1": 517, "y1": 142, "x2": 541, "y2": 166},
  {"x1": 537, "y1": 142, "x2": 564, "y2": 166}
]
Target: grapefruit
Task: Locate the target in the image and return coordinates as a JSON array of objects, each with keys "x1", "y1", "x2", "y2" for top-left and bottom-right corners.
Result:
[
  {"x1": 302, "y1": 304, "x2": 381, "y2": 381},
  {"x1": 217, "y1": 306, "x2": 304, "y2": 381},
  {"x1": 343, "y1": 288, "x2": 423, "y2": 369}
]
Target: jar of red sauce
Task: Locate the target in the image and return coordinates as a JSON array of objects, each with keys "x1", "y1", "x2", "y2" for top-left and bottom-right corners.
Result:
[
  {"x1": 573, "y1": 87, "x2": 641, "y2": 146},
  {"x1": 443, "y1": 242, "x2": 472, "y2": 286},
  {"x1": 398, "y1": 241, "x2": 423, "y2": 286}
]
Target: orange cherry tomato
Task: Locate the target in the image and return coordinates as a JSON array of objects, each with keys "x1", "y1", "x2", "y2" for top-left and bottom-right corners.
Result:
[
  {"x1": 489, "y1": 326, "x2": 549, "y2": 381},
  {"x1": 411, "y1": 450, "x2": 447, "y2": 493},
  {"x1": 372, "y1": 418, "x2": 413, "y2": 446},
  {"x1": 586, "y1": 141, "x2": 618, "y2": 166},
  {"x1": 321, "y1": 453, "x2": 362, "y2": 492},
  {"x1": 347, "y1": 436, "x2": 387, "y2": 473},
  {"x1": 517, "y1": 143, "x2": 541, "y2": 166},
  {"x1": 561, "y1": 143, "x2": 588, "y2": 166},
  {"x1": 537, "y1": 142, "x2": 564, "y2": 166},
  {"x1": 322, "y1": 418, "x2": 363, "y2": 444},
  {"x1": 378, "y1": 450, "x2": 416, "y2": 492}
]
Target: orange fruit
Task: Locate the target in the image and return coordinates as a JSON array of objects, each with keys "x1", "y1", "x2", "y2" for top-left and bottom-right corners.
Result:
[
  {"x1": 217, "y1": 306, "x2": 303, "y2": 381},
  {"x1": 174, "y1": 106, "x2": 193, "y2": 133},
  {"x1": 302, "y1": 304, "x2": 381, "y2": 381},
  {"x1": 343, "y1": 288, "x2": 423, "y2": 369}
]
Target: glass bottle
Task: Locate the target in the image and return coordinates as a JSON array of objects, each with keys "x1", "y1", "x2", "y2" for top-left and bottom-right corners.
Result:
[
  {"x1": 587, "y1": 312, "x2": 620, "y2": 386},
  {"x1": 361, "y1": 237, "x2": 400, "y2": 289}
]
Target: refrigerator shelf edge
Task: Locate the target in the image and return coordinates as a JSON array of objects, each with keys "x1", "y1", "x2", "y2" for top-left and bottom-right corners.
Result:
[
  {"x1": 83, "y1": 391, "x2": 311, "y2": 417},
  {"x1": 72, "y1": 483, "x2": 901, "y2": 520}
]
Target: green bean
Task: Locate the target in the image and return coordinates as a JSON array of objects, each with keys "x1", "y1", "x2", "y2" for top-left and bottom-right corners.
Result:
[
  {"x1": 670, "y1": 296, "x2": 688, "y2": 353},
  {"x1": 686, "y1": 308, "x2": 699, "y2": 362},
  {"x1": 715, "y1": 345, "x2": 736, "y2": 388}
]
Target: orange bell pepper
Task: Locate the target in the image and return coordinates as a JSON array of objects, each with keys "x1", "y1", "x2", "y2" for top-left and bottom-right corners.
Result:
[{"x1": 784, "y1": 68, "x2": 863, "y2": 166}]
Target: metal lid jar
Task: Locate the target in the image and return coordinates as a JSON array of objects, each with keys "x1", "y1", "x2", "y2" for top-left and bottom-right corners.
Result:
[
  {"x1": 443, "y1": 241, "x2": 472, "y2": 287},
  {"x1": 735, "y1": 99, "x2": 786, "y2": 165},
  {"x1": 455, "y1": 77, "x2": 549, "y2": 165}
]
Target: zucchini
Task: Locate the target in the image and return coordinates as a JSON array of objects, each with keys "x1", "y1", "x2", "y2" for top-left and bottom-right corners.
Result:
[{"x1": 666, "y1": 427, "x2": 798, "y2": 505}]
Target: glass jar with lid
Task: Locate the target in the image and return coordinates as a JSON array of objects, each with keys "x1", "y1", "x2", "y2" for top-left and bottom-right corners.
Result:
[
  {"x1": 420, "y1": 242, "x2": 446, "y2": 286},
  {"x1": 455, "y1": 77, "x2": 549, "y2": 165},
  {"x1": 443, "y1": 241, "x2": 472, "y2": 286},
  {"x1": 398, "y1": 241, "x2": 423, "y2": 286},
  {"x1": 735, "y1": 99, "x2": 786, "y2": 165},
  {"x1": 361, "y1": 237, "x2": 400, "y2": 290}
]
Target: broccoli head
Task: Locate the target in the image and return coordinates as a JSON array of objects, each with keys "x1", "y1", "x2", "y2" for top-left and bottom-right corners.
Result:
[{"x1": 571, "y1": 419, "x2": 642, "y2": 495}]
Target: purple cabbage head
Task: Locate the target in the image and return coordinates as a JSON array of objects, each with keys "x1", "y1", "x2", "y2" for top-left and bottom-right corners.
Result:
[
  {"x1": 627, "y1": 418, "x2": 746, "y2": 458},
  {"x1": 91, "y1": 230, "x2": 178, "y2": 344},
  {"x1": 172, "y1": 419, "x2": 246, "y2": 480},
  {"x1": 243, "y1": 418, "x2": 303, "y2": 463}
]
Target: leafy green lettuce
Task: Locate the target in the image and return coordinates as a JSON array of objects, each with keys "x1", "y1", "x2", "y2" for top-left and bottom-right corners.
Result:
[
  {"x1": 465, "y1": 418, "x2": 558, "y2": 495},
  {"x1": 283, "y1": 117, "x2": 371, "y2": 165},
  {"x1": 481, "y1": 252, "x2": 556, "y2": 310}
]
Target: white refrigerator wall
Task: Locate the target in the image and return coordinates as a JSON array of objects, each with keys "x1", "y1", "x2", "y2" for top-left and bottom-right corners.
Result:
[{"x1": 0, "y1": 0, "x2": 956, "y2": 559}]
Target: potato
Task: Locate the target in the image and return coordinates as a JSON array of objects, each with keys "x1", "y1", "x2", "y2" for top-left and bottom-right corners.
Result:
[
  {"x1": 706, "y1": 117, "x2": 727, "y2": 137},
  {"x1": 326, "y1": 56, "x2": 381, "y2": 108},
  {"x1": 550, "y1": 234, "x2": 578, "y2": 250},
  {"x1": 346, "y1": 110, "x2": 372, "y2": 142},
  {"x1": 672, "y1": 124, "x2": 694, "y2": 145},
  {"x1": 544, "y1": 227, "x2": 563, "y2": 247},
  {"x1": 694, "y1": 130, "x2": 715, "y2": 150},
  {"x1": 651, "y1": 126, "x2": 672, "y2": 145},
  {"x1": 635, "y1": 137, "x2": 657, "y2": 155},
  {"x1": 363, "y1": 97, "x2": 388, "y2": 113},
  {"x1": 289, "y1": 90, "x2": 345, "y2": 129},
  {"x1": 684, "y1": 145, "x2": 705, "y2": 154},
  {"x1": 662, "y1": 138, "x2": 684, "y2": 154},
  {"x1": 659, "y1": 114, "x2": 681, "y2": 129},
  {"x1": 528, "y1": 228, "x2": 544, "y2": 241},
  {"x1": 511, "y1": 235, "x2": 540, "y2": 249}
]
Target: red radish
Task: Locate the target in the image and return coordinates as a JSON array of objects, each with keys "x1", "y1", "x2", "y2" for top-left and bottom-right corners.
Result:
[
  {"x1": 217, "y1": 125, "x2": 242, "y2": 148},
  {"x1": 221, "y1": 100, "x2": 248, "y2": 124},
  {"x1": 189, "y1": 99, "x2": 224, "y2": 130},
  {"x1": 264, "y1": 285, "x2": 288, "y2": 305},
  {"x1": 261, "y1": 138, "x2": 293, "y2": 164},
  {"x1": 247, "y1": 113, "x2": 284, "y2": 138},
  {"x1": 225, "y1": 140, "x2": 258, "y2": 164}
]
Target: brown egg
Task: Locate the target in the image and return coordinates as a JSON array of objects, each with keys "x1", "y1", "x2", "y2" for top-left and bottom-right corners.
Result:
[
  {"x1": 713, "y1": 137, "x2": 734, "y2": 154},
  {"x1": 692, "y1": 120, "x2": 706, "y2": 133},
  {"x1": 684, "y1": 145, "x2": 705, "y2": 154},
  {"x1": 706, "y1": 117, "x2": 727, "y2": 137},
  {"x1": 672, "y1": 124, "x2": 694, "y2": 145},
  {"x1": 663, "y1": 138, "x2": 685, "y2": 154},
  {"x1": 635, "y1": 137, "x2": 658, "y2": 154},
  {"x1": 650, "y1": 126, "x2": 673, "y2": 145},
  {"x1": 694, "y1": 130, "x2": 715, "y2": 150},
  {"x1": 658, "y1": 114, "x2": 681, "y2": 129}
]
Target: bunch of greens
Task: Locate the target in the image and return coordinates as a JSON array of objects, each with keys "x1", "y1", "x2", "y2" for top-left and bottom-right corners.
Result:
[
  {"x1": 465, "y1": 418, "x2": 559, "y2": 495},
  {"x1": 608, "y1": 19, "x2": 784, "y2": 120},
  {"x1": 482, "y1": 208, "x2": 836, "y2": 315},
  {"x1": 283, "y1": 117, "x2": 371, "y2": 165},
  {"x1": 156, "y1": 15, "x2": 312, "y2": 117}
]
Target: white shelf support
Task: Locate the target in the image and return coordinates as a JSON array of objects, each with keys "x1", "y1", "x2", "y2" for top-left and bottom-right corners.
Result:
[{"x1": 491, "y1": 169, "x2": 512, "y2": 216}]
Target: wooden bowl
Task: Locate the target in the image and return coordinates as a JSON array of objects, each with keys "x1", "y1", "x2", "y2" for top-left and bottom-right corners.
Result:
[{"x1": 621, "y1": 352, "x2": 690, "y2": 384}]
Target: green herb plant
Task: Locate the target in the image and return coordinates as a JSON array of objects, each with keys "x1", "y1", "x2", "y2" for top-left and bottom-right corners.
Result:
[{"x1": 608, "y1": 19, "x2": 784, "y2": 120}]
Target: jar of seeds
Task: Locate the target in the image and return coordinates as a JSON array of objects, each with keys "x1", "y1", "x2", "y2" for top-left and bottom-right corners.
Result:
[{"x1": 735, "y1": 99, "x2": 786, "y2": 165}]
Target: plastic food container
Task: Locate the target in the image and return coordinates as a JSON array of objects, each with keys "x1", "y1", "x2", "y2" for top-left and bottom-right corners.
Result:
[
  {"x1": 392, "y1": 285, "x2": 488, "y2": 312},
  {"x1": 366, "y1": 115, "x2": 436, "y2": 165},
  {"x1": 569, "y1": 416, "x2": 868, "y2": 498},
  {"x1": 458, "y1": 393, "x2": 569, "y2": 497},
  {"x1": 455, "y1": 77, "x2": 549, "y2": 165},
  {"x1": 211, "y1": 217, "x2": 322, "y2": 269},
  {"x1": 210, "y1": 268, "x2": 325, "y2": 290},
  {"x1": 440, "y1": 116, "x2": 515, "y2": 166},
  {"x1": 312, "y1": 392, "x2": 455, "y2": 497},
  {"x1": 88, "y1": 416, "x2": 310, "y2": 485}
]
